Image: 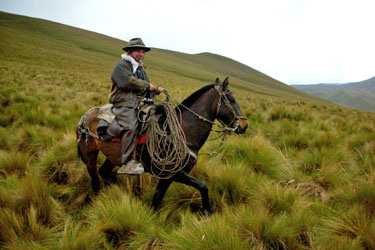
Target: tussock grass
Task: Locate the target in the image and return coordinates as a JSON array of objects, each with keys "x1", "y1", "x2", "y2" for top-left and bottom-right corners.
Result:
[
  {"x1": 54, "y1": 218, "x2": 102, "y2": 250},
  {"x1": 221, "y1": 135, "x2": 287, "y2": 179},
  {"x1": 207, "y1": 162, "x2": 253, "y2": 208},
  {"x1": 334, "y1": 171, "x2": 375, "y2": 217},
  {"x1": 164, "y1": 212, "x2": 248, "y2": 250},
  {"x1": 235, "y1": 205, "x2": 314, "y2": 249},
  {"x1": 0, "y1": 207, "x2": 58, "y2": 249},
  {"x1": 38, "y1": 133, "x2": 82, "y2": 186},
  {"x1": 86, "y1": 186, "x2": 156, "y2": 248},
  {"x1": 269, "y1": 105, "x2": 307, "y2": 122},
  {"x1": 1, "y1": 11, "x2": 375, "y2": 248},
  {"x1": 318, "y1": 205, "x2": 375, "y2": 249},
  {"x1": 1, "y1": 175, "x2": 66, "y2": 226},
  {"x1": 0, "y1": 150, "x2": 31, "y2": 177},
  {"x1": 0, "y1": 174, "x2": 66, "y2": 248},
  {"x1": 10, "y1": 125, "x2": 54, "y2": 154},
  {"x1": 297, "y1": 146, "x2": 347, "y2": 175},
  {"x1": 249, "y1": 179, "x2": 308, "y2": 215}
]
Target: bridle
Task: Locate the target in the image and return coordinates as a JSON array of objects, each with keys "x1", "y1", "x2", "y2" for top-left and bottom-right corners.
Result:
[
  {"x1": 162, "y1": 85, "x2": 247, "y2": 132},
  {"x1": 160, "y1": 86, "x2": 247, "y2": 156},
  {"x1": 214, "y1": 85, "x2": 247, "y2": 132}
]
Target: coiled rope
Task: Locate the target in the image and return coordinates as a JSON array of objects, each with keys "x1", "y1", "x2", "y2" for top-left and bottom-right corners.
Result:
[
  {"x1": 145, "y1": 94, "x2": 190, "y2": 179},
  {"x1": 143, "y1": 87, "x2": 245, "y2": 179}
]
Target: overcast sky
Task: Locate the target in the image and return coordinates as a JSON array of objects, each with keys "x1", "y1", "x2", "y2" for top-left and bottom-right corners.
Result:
[{"x1": 1, "y1": 0, "x2": 374, "y2": 85}]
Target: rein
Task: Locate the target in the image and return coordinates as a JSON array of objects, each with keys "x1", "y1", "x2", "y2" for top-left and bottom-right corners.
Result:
[{"x1": 161, "y1": 86, "x2": 247, "y2": 156}]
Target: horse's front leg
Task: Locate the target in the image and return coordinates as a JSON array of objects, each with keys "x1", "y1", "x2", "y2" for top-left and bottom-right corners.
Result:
[
  {"x1": 173, "y1": 171, "x2": 213, "y2": 214},
  {"x1": 151, "y1": 179, "x2": 173, "y2": 212}
]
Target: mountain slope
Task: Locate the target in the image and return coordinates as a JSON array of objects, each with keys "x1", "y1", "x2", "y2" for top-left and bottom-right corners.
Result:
[
  {"x1": 292, "y1": 76, "x2": 375, "y2": 111},
  {"x1": 293, "y1": 76, "x2": 375, "y2": 93},
  {"x1": 0, "y1": 11, "x2": 319, "y2": 102},
  {"x1": 300, "y1": 88, "x2": 375, "y2": 112}
]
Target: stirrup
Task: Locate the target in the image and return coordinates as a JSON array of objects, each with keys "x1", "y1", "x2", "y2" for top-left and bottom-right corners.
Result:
[{"x1": 117, "y1": 160, "x2": 144, "y2": 175}]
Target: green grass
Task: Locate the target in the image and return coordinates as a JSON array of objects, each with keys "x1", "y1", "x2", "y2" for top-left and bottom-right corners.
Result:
[{"x1": 1, "y1": 11, "x2": 375, "y2": 249}]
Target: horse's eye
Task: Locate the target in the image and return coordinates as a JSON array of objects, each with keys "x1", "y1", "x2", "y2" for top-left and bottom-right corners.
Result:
[{"x1": 227, "y1": 95, "x2": 235, "y2": 102}]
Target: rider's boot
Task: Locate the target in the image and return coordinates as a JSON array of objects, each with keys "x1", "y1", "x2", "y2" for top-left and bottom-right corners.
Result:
[{"x1": 117, "y1": 160, "x2": 144, "y2": 175}]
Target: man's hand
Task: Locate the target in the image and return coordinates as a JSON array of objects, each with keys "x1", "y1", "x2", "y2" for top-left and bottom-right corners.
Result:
[
  {"x1": 149, "y1": 83, "x2": 163, "y2": 93},
  {"x1": 156, "y1": 87, "x2": 164, "y2": 93}
]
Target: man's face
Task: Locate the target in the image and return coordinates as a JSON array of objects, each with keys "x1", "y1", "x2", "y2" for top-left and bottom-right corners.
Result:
[{"x1": 130, "y1": 49, "x2": 146, "y2": 62}]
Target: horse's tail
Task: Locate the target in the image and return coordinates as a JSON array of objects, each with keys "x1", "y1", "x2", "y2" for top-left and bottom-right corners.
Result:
[
  {"x1": 77, "y1": 144, "x2": 87, "y2": 164},
  {"x1": 76, "y1": 125, "x2": 87, "y2": 164},
  {"x1": 76, "y1": 108, "x2": 100, "y2": 164}
]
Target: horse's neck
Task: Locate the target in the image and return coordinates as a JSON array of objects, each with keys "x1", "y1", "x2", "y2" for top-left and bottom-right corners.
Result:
[{"x1": 181, "y1": 89, "x2": 218, "y2": 151}]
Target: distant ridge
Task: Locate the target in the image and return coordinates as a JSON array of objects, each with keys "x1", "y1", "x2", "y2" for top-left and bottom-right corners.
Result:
[
  {"x1": 0, "y1": 11, "x2": 319, "y2": 102},
  {"x1": 292, "y1": 76, "x2": 375, "y2": 93},
  {"x1": 292, "y1": 76, "x2": 375, "y2": 111}
]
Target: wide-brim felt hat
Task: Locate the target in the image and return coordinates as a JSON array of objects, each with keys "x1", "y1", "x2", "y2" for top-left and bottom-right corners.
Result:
[{"x1": 123, "y1": 38, "x2": 151, "y2": 52}]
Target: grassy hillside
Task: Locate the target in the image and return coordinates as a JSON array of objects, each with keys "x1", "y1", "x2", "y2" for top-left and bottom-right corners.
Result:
[
  {"x1": 300, "y1": 88, "x2": 375, "y2": 112},
  {"x1": 292, "y1": 77, "x2": 375, "y2": 111},
  {"x1": 1, "y1": 11, "x2": 375, "y2": 249},
  {"x1": 0, "y1": 11, "x2": 321, "y2": 101},
  {"x1": 296, "y1": 76, "x2": 375, "y2": 93}
]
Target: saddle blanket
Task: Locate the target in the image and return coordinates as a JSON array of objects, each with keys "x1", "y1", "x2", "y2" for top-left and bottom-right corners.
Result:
[{"x1": 100, "y1": 133, "x2": 147, "y2": 144}]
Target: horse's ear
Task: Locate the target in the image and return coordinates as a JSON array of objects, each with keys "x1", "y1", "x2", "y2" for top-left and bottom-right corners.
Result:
[
  {"x1": 215, "y1": 78, "x2": 221, "y2": 86},
  {"x1": 222, "y1": 77, "x2": 229, "y2": 91}
]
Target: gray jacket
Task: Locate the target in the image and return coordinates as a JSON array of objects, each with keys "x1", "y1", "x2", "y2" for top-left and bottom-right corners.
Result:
[{"x1": 109, "y1": 58, "x2": 150, "y2": 108}]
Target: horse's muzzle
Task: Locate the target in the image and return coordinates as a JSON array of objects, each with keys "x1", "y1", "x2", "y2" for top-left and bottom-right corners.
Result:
[{"x1": 235, "y1": 119, "x2": 248, "y2": 134}]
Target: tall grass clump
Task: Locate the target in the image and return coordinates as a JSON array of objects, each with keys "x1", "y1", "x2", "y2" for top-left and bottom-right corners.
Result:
[
  {"x1": 249, "y1": 178, "x2": 308, "y2": 215},
  {"x1": 206, "y1": 162, "x2": 253, "y2": 208},
  {"x1": 317, "y1": 205, "x2": 375, "y2": 249},
  {"x1": 39, "y1": 133, "x2": 80, "y2": 184},
  {"x1": 86, "y1": 186, "x2": 156, "y2": 248},
  {"x1": 8, "y1": 125, "x2": 54, "y2": 154},
  {"x1": 53, "y1": 218, "x2": 102, "y2": 250},
  {"x1": 234, "y1": 204, "x2": 315, "y2": 249},
  {"x1": 279, "y1": 128, "x2": 311, "y2": 152},
  {"x1": 164, "y1": 212, "x2": 249, "y2": 250},
  {"x1": 0, "y1": 150, "x2": 31, "y2": 177},
  {"x1": 333, "y1": 171, "x2": 375, "y2": 216},
  {"x1": 0, "y1": 207, "x2": 58, "y2": 249},
  {"x1": 0, "y1": 175, "x2": 66, "y2": 248},
  {"x1": 1, "y1": 174, "x2": 66, "y2": 226},
  {"x1": 0, "y1": 127, "x2": 9, "y2": 150},
  {"x1": 297, "y1": 147, "x2": 347, "y2": 175},
  {"x1": 221, "y1": 135, "x2": 285, "y2": 179},
  {"x1": 190, "y1": 154, "x2": 260, "y2": 210},
  {"x1": 268, "y1": 105, "x2": 306, "y2": 122}
]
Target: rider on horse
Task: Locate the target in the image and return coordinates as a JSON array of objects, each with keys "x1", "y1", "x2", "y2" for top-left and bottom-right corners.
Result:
[{"x1": 106, "y1": 38, "x2": 163, "y2": 175}]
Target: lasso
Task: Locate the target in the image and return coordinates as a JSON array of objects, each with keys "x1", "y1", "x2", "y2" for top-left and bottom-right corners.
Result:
[
  {"x1": 144, "y1": 87, "x2": 244, "y2": 179},
  {"x1": 145, "y1": 93, "x2": 190, "y2": 179}
]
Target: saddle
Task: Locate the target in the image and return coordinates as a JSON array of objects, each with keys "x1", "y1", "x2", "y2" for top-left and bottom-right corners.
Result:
[{"x1": 96, "y1": 100, "x2": 156, "y2": 144}]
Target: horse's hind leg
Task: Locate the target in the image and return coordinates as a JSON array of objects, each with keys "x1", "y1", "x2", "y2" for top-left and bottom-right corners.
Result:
[
  {"x1": 86, "y1": 150, "x2": 101, "y2": 194},
  {"x1": 98, "y1": 159, "x2": 116, "y2": 186},
  {"x1": 173, "y1": 171, "x2": 213, "y2": 214}
]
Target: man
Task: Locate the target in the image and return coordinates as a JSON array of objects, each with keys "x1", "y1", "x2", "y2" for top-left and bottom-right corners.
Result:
[{"x1": 106, "y1": 38, "x2": 162, "y2": 175}]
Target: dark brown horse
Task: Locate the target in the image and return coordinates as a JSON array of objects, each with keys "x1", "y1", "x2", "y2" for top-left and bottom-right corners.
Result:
[{"x1": 76, "y1": 77, "x2": 248, "y2": 213}]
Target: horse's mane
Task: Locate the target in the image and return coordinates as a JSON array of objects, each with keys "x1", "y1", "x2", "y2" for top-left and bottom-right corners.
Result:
[{"x1": 178, "y1": 84, "x2": 215, "y2": 109}]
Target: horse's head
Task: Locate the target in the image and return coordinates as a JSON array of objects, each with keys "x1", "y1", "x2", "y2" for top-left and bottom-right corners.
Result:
[{"x1": 214, "y1": 77, "x2": 248, "y2": 134}]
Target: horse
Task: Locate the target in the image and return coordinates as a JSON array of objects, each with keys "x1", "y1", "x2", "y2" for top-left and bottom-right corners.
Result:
[{"x1": 76, "y1": 77, "x2": 248, "y2": 214}]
